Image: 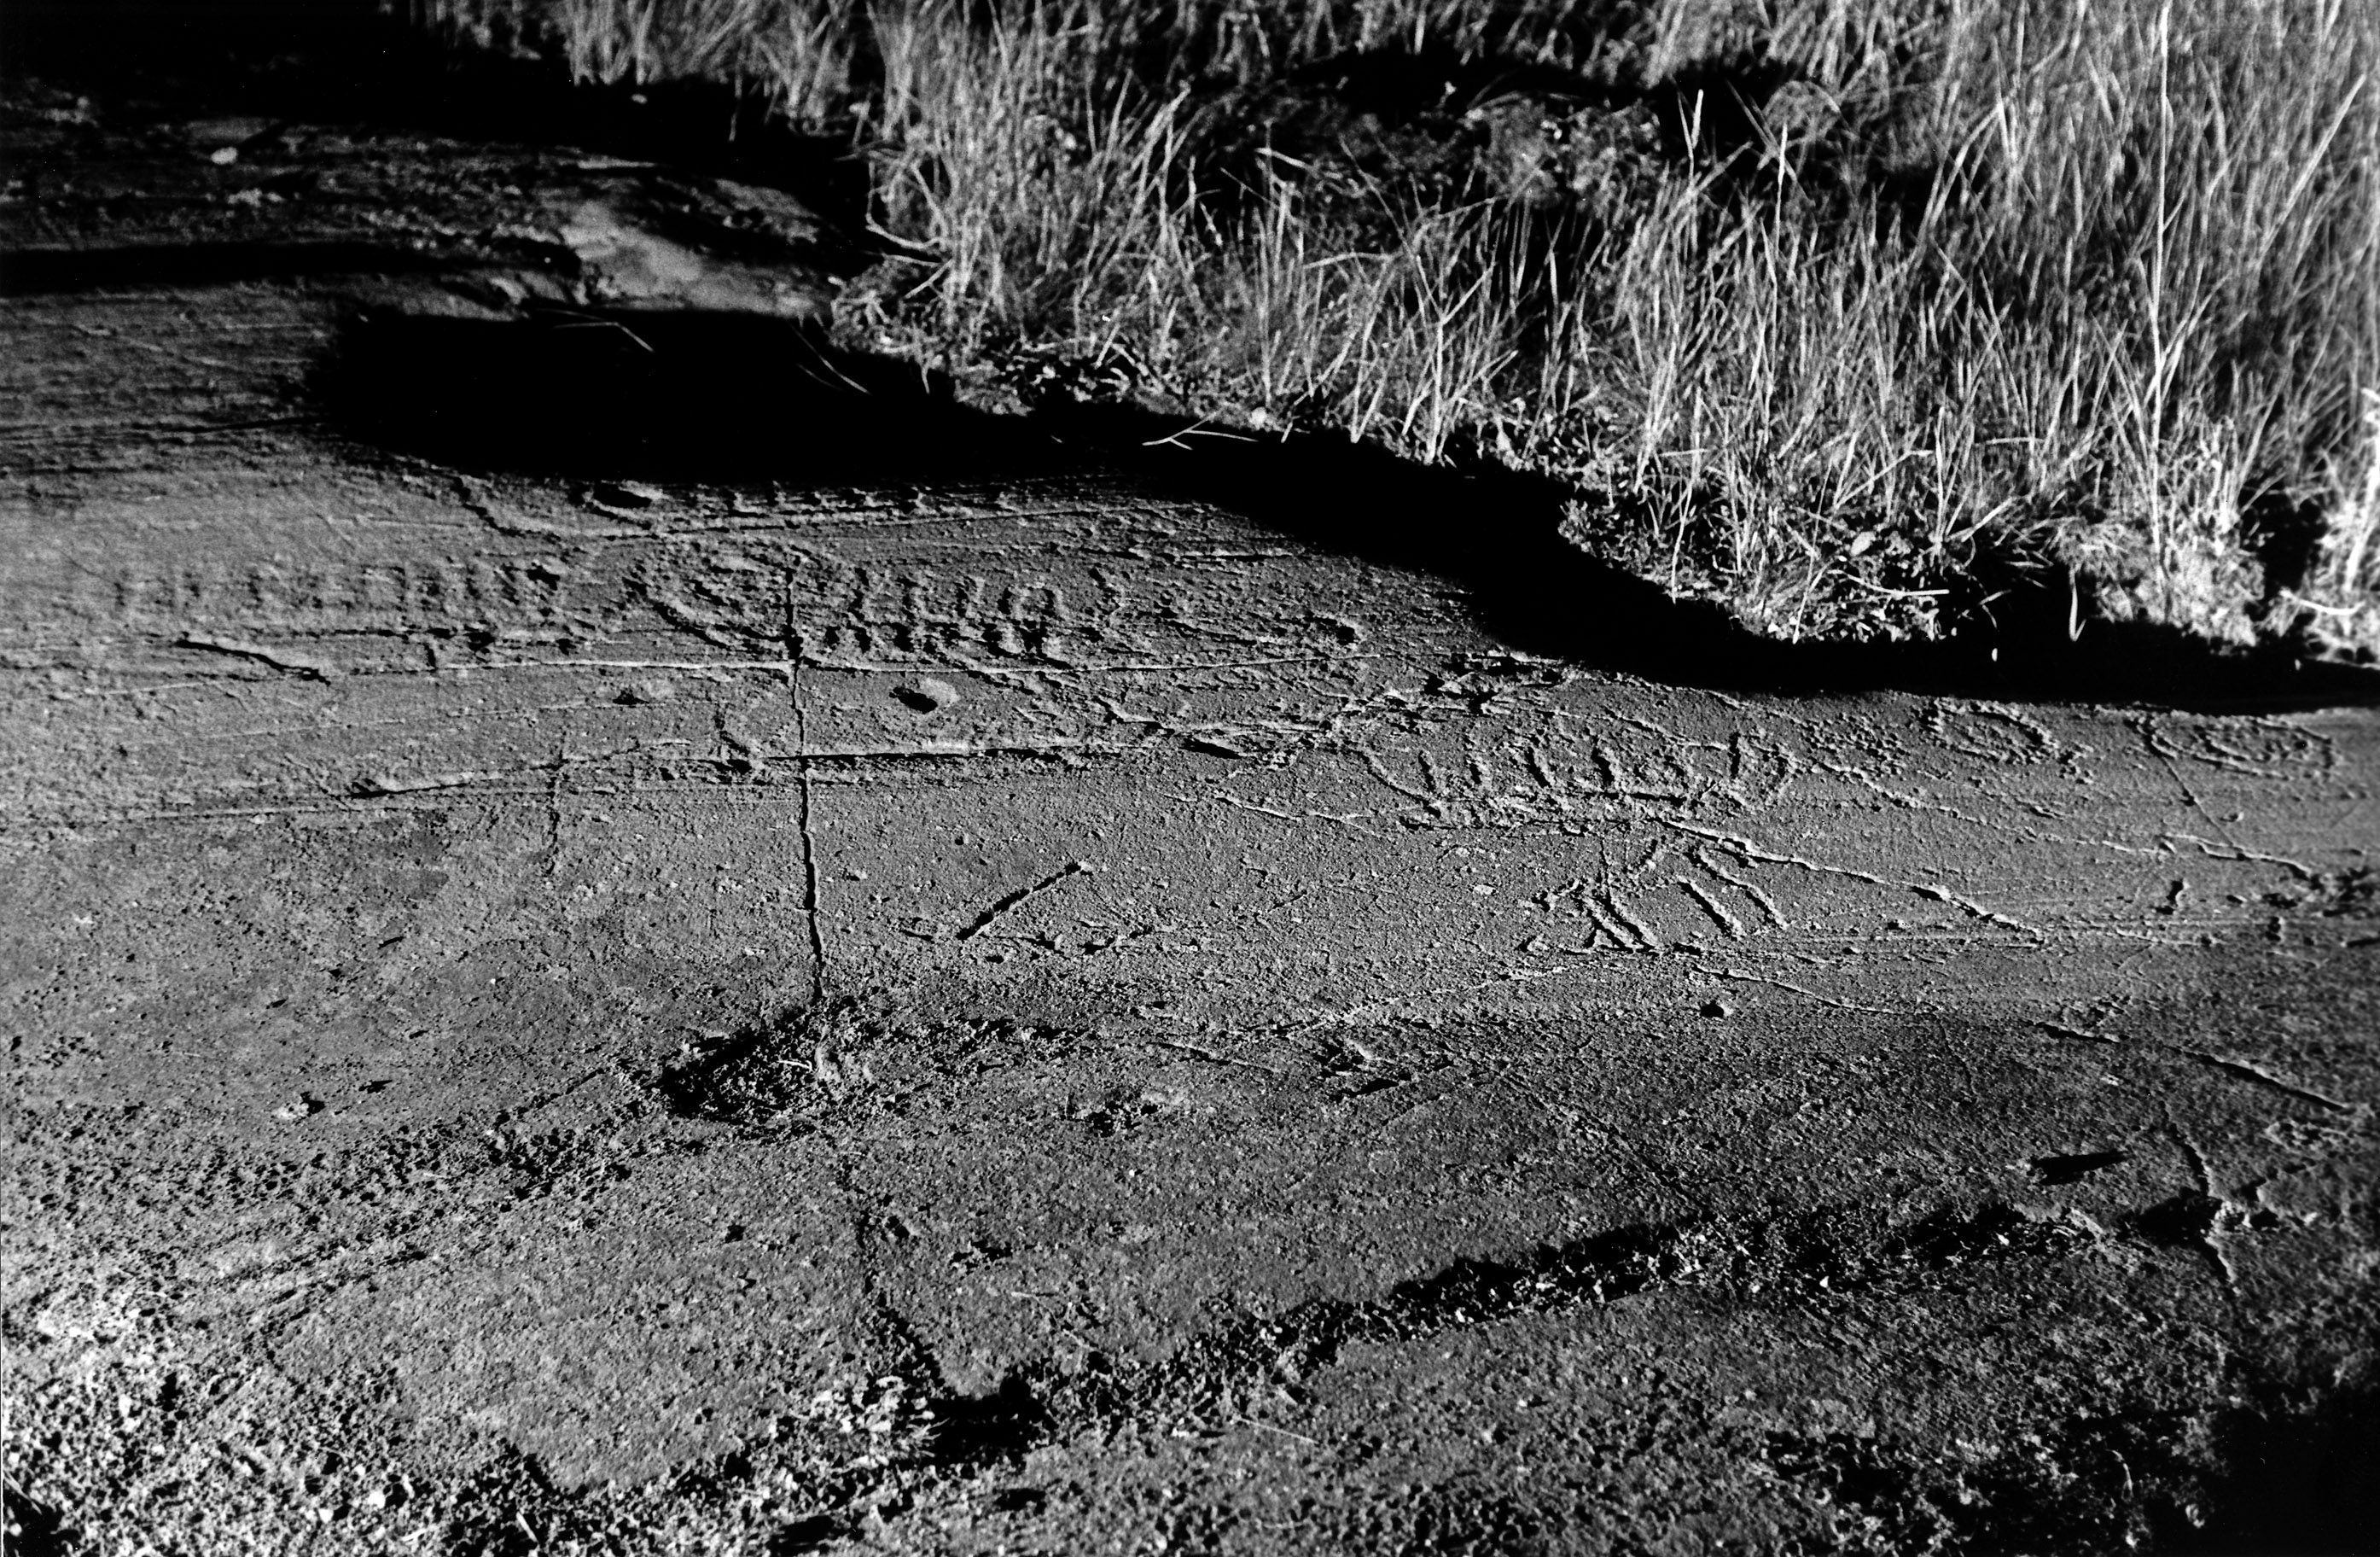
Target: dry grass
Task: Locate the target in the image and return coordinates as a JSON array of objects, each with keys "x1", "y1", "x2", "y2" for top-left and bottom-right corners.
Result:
[{"x1": 420, "y1": 0, "x2": 2380, "y2": 655}]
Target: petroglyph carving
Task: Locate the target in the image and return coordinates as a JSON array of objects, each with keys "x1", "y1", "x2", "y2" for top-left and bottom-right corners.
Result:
[
  {"x1": 2139, "y1": 713, "x2": 2336, "y2": 778},
  {"x1": 1923, "y1": 703, "x2": 2063, "y2": 767},
  {"x1": 1526, "y1": 839, "x2": 1793, "y2": 955},
  {"x1": 62, "y1": 557, "x2": 568, "y2": 633},
  {"x1": 1350, "y1": 705, "x2": 1798, "y2": 831},
  {"x1": 791, "y1": 562, "x2": 1079, "y2": 664}
]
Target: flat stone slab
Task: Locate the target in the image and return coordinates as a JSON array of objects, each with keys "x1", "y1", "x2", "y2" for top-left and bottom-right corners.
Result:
[{"x1": 5, "y1": 99, "x2": 2377, "y2": 1555}]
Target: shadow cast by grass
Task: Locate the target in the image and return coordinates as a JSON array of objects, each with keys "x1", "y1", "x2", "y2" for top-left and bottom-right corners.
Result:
[
  {"x1": 317, "y1": 304, "x2": 1058, "y2": 487},
  {"x1": 1085, "y1": 405, "x2": 2380, "y2": 711},
  {"x1": 1056, "y1": 394, "x2": 2378, "y2": 712},
  {"x1": 318, "y1": 301, "x2": 2380, "y2": 712}
]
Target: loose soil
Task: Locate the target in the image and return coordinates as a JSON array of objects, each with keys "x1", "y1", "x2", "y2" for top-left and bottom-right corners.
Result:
[{"x1": 4, "y1": 42, "x2": 2378, "y2": 1557}]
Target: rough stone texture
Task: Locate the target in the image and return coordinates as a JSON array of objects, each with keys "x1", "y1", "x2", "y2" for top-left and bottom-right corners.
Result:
[{"x1": 4, "y1": 83, "x2": 2378, "y2": 1557}]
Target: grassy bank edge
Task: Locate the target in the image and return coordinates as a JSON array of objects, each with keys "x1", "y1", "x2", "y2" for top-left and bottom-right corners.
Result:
[{"x1": 413, "y1": 0, "x2": 2380, "y2": 663}]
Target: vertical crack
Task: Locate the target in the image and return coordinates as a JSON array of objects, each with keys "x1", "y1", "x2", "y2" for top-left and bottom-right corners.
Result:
[
  {"x1": 2161, "y1": 1114, "x2": 2241, "y2": 1296},
  {"x1": 788, "y1": 583, "x2": 828, "y2": 1004},
  {"x1": 541, "y1": 736, "x2": 567, "y2": 879}
]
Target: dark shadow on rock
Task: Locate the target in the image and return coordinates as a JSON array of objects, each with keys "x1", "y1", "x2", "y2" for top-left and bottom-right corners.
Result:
[
  {"x1": 317, "y1": 304, "x2": 2380, "y2": 713},
  {"x1": 2024, "y1": 1148, "x2": 2130, "y2": 1187},
  {"x1": 2, "y1": 1484, "x2": 70, "y2": 1557},
  {"x1": 1051, "y1": 400, "x2": 2380, "y2": 713},
  {"x1": 926, "y1": 1373, "x2": 1055, "y2": 1471},
  {"x1": 317, "y1": 305, "x2": 1066, "y2": 488},
  {"x1": 2166, "y1": 1382, "x2": 2380, "y2": 1556},
  {"x1": 763, "y1": 1514, "x2": 849, "y2": 1555}
]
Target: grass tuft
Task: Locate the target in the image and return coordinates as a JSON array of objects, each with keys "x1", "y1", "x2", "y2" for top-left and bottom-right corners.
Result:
[{"x1": 420, "y1": 0, "x2": 2380, "y2": 655}]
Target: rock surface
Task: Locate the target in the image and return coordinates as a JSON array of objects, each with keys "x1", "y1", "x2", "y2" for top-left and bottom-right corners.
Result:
[{"x1": 4, "y1": 79, "x2": 2378, "y2": 1556}]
